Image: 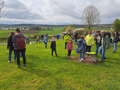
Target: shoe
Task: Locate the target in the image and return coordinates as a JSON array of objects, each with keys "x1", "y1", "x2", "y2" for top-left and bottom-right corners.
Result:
[
  {"x1": 81, "y1": 58, "x2": 84, "y2": 61},
  {"x1": 23, "y1": 64, "x2": 26, "y2": 67},
  {"x1": 8, "y1": 61, "x2": 11, "y2": 63},
  {"x1": 18, "y1": 65, "x2": 21, "y2": 68},
  {"x1": 13, "y1": 59, "x2": 16, "y2": 61}
]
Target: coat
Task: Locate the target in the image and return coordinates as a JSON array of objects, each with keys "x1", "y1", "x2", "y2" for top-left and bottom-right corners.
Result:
[
  {"x1": 85, "y1": 35, "x2": 94, "y2": 46},
  {"x1": 67, "y1": 43, "x2": 73, "y2": 51},
  {"x1": 102, "y1": 35, "x2": 110, "y2": 50},
  {"x1": 76, "y1": 39, "x2": 86, "y2": 53},
  {"x1": 7, "y1": 36, "x2": 14, "y2": 50},
  {"x1": 64, "y1": 35, "x2": 70, "y2": 42}
]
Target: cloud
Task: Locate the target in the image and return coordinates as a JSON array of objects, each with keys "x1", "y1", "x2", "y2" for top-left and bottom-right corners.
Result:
[{"x1": 0, "y1": 0, "x2": 120, "y2": 24}]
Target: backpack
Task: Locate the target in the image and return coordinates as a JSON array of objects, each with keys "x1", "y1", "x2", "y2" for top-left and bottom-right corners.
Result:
[{"x1": 16, "y1": 37, "x2": 25, "y2": 49}]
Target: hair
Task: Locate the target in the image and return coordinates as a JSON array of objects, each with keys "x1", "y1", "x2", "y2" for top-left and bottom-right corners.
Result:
[
  {"x1": 8, "y1": 32, "x2": 15, "y2": 38},
  {"x1": 81, "y1": 35, "x2": 85, "y2": 39},
  {"x1": 52, "y1": 37, "x2": 55, "y2": 40},
  {"x1": 96, "y1": 31, "x2": 100, "y2": 33},
  {"x1": 113, "y1": 31, "x2": 119, "y2": 36},
  {"x1": 69, "y1": 39, "x2": 73, "y2": 44},
  {"x1": 101, "y1": 30, "x2": 105, "y2": 33},
  {"x1": 15, "y1": 28, "x2": 20, "y2": 33}
]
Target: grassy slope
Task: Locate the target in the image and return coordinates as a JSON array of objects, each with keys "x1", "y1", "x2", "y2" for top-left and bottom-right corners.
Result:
[
  {"x1": 0, "y1": 40, "x2": 120, "y2": 90},
  {"x1": 0, "y1": 27, "x2": 64, "y2": 38}
]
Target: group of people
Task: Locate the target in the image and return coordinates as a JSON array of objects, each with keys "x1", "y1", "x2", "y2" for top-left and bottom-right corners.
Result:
[{"x1": 7, "y1": 28, "x2": 120, "y2": 68}]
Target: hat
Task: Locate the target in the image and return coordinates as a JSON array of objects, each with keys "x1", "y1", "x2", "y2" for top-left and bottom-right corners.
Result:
[{"x1": 89, "y1": 31, "x2": 92, "y2": 34}]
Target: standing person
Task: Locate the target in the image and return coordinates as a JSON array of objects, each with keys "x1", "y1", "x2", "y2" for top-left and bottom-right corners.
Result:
[
  {"x1": 85, "y1": 31, "x2": 94, "y2": 52},
  {"x1": 76, "y1": 36, "x2": 86, "y2": 62},
  {"x1": 64, "y1": 33, "x2": 70, "y2": 49},
  {"x1": 113, "y1": 32, "x2": 119, "y2": 53},
  {"x1": 41, "y1": 34, "x2": 44, "y2": 41},
  {"x1": 7, "y1": 32, "x2": 16, "y2": 63},
  {"x1": 50, "y1": 38, "x2": 57, "y2": 56},
  {"x1": 36, "y1": 36, "x2": 41, "y2": 43},
  {"x1": 44, "y1": 37, "x2": 48, "y2": 48},
  {"x1": 67, "y1": 40, "x2": 73, "y2": 59},
  {"x1": 99, "y1": 30, "x2": 110, "y2": 62},
  {"x1": 94, "y1": 31, "x2": 101, "y2": 56},
  {"x1": 26, "y1": 37, "x2": 30, "y2": 44},
  {"x1": 74, "y1": 32, "x2": 78, "y2": 45},
  {"x1": 56, "y1": 33, "x2": 60, "y2": 40},
  {"x1": 13, "y1": 28, "x2": 26, "y2": 68}
]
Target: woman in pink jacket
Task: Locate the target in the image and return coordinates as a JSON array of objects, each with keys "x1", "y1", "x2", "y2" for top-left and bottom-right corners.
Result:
[{"x1": 67, "y1": 40, "x2": 73, "y2": 59}]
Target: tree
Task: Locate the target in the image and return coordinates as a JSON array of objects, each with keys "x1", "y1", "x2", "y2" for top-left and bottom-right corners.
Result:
[
  {"x1": 0, "y1": 0, "x2": 4, "y2": 17},
  {"x1": 113, "y1": 19, "x2": 120, "y2": 32},
  {"x1": 82, "y1": 5, "x2": 100, "y2": 30}
]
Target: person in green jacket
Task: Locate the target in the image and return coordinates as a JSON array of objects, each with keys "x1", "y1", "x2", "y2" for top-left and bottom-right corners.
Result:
[
  {"x1": 64, "y1": 33, "x2": 70, "y2": 49},
  {"x1": 99, "y1": 30, "x2": 110, "y2": 62}
]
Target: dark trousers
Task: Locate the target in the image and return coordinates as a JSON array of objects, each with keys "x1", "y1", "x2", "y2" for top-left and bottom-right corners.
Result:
[
  {"x1": 51, "y1": 48, "x2": 57, "y2": 56},
  {"x1": 86, "y1": 46, "x2": 91, "y2": 52},
  {"x1": 57, "y1": 37, "x2": 59, "y2": 40},
  {"x1": 68, "y1": 50, "x2": 71, "y2": 56},
  {"x1": 45, "y1": 43, "x2": 47, "y2": 48},
  {"x1": 16, "y1": 48, "x2": 26, "y2": 65},
  {"x1": 65, "y1": 42, "x2": 68, "y2": 49}
]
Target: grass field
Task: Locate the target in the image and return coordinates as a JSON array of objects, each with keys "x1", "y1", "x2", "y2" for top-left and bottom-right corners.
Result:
[
  {"x1": 0, "y1": 40, "x2": 120, "y2": 90},
  {"x1": 0, "y1": 27, "x2": 64, "y2": 38}
]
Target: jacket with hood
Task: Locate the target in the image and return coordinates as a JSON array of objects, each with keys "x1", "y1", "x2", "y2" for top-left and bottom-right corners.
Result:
[
  {"x1": 113, "y1": 35, "x2": 119, "y2": 43},
  {"x1": 85, "y1": 35, "x2": 94, "y2": 46},
  {"x1": 95, "y1": 35, "x2": 102, "y2": 45},
  {"x1": 51, "y1": 41, "x2": 56, "y2": 48},
  {"x1": 67, "y1": 43, "x2": 73, "y2": 51},
  {"x1": 7, "y1": 36, "x2": 14, "y2": 50},
  {"x1": 76, "y1": 39, "x2": 86, "y2": 53},
  {"x1": 64, "y1": 35, "x2": 70, "y2": 42},
  {"x1": 44, "y1": 39, "x2": 48, "y2": 44},
  {"x1": 13, "y1": 33, "x2": 25, "y2": 49}
]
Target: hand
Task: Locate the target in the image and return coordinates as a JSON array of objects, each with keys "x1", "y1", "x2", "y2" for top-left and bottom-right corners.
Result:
[
  {"x1": 91, "y1": 44, "x2": 93, "y2": 46},
  {"x1": 105, "y1": 49, "x2": 108, "y2": 51}
]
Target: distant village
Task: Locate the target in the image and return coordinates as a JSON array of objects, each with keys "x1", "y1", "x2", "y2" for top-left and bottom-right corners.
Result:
[{"x1": 1, "y1": 27, "x2": 29, "y2": 30}]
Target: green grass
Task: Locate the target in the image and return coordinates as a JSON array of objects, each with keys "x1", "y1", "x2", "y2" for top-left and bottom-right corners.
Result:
[
  {"x1": 0, "y1": 27, "x2": 64, "y2": 38},
  {"x1": 0, "y1": 40, "x2": 120, "y2": 90}
]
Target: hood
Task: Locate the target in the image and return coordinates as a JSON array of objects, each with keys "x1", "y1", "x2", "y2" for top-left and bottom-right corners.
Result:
[
  {"x1": 78, "y1": 39, "x2": 84, "y2": 43},
  {"x1": 17, "y1": 34, "x2": 23, "y2": 38}
]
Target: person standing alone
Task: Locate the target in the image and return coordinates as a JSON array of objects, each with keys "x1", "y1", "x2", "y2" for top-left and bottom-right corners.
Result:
[{"x1": 13, "y1": 28, "x2": 26, "y2": 68}]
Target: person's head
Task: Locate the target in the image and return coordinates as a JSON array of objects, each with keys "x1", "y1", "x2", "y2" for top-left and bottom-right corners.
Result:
[
  {"x1": 9, "y1": 32, "x2": 15, "y2": 37},
  {"x1": 114, "y1": 31, "x2": 118, "y2": 36},
  {"x1": 69, "y1": 39, "x2": 73, "y2": 44},
  {"x1": 100, "y1": 30, "x2": 106, "y2": 36},
  {"x1": 96, "y1": 31, "x2": 100, "y2": 35},
  {"x1": 44, "y1": 37, "x2": 47, "y2": 39},
  {"x1": 52, "y1": 37, "x2": 55, "y2": 41},
  {"x1": 15, "y1": 28, "x2": 20, "y2": 34},
  {"x1": 37, "y1": 36, "x2": 39, "y2": 38},
  {"x1": 81, "y1": 35, "x2": 85, "y2": 40},
  {"x1": 66, "y1": 33, "x2": 68, "y2": 36},
  {"x1": 89, "y1": 31, "x2": 92, "y2": 35},
  {"x1": 92, "y1": 31, "x2": 94, "y2": 33}
]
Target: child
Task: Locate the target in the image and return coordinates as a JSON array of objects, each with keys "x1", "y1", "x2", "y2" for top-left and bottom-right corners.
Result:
[
  {"x1": 44, "y1": 37, "x2": 48, "y2": 48},
  {"x1": 50, "y1": 38, "x2": 57, "y2": 56},
  {"x1": 36, "y1": 36, "x2": 41, "y2": 43},
  {"x1": 67, "y1": 40, "x2": 73, "y2": 59},
  {"x1": 7, "y1": 32, "x2": 16, "y2": 63},
  {"x1": 76, "y1": 35, "x2": 86, "y2": 62}
]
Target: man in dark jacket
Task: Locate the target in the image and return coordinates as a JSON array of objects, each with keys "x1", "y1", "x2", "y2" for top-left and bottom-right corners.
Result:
[
  {"x1": 74, "y1": 33, "x2": 78, "y2": 45},
  {"x1": 13, "y1": 28, "x2": 26, "y2": 68},
  {"x1": 99, "y1": 30, "x2": 110, "y2": 62},
  {"x1": 113, "y1": 32, "x2": 119, "y2": 53},
  {"x1": 94, "y1": 31, "x2": 101, "y2": 56},
  {"x1": 50, "y1": 38, "x2": 57, "y2": 56}
]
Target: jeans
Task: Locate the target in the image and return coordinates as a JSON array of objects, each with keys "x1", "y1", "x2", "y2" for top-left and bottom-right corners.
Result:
[
  {"x1": 57, "y1": 37, "x2": 59, "y2": 40},
  {"x1": 96, "y1": 44, "x2": 100, "y2": 56},
  {"x1": 74, "y1": 38, "x2": 77, "y2": 45},
  {"x1": 80, "y1": 52, "x2": 85, "y2": 59},
  {"x1": 68, "y1": 50, "x2": 71, "y2": 56},
  {"x1": 65, "y1": 42, "x2": 68, "y2": 49},
  {"x1": 45, "y1": 43, "x2": 47, "y2": 48},
  {"x1": 113, "y1": 42, "x2": 118, "y2": 52},
  {"x1": 16, "y1": 48, "x2": 26, "y2": 65},
  {"x1": 51, "y1": 48, "x2": 57, "y2": 56},
  {"x1": 86, "y1": 46, "x2": 91, "y2": 52},
  {"x1": 9, "y1": 50, "x2": 16, "y2": 61},
  {"x1": 99, "y1": 45, "x2": 106, "y2": 61}
]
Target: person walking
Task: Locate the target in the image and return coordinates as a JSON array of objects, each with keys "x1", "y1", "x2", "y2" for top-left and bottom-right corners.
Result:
[
  {"x1": 7, "y1": 32, "x2": 16, "y2": 63},
  {"x1": 74, "y1": 32, "x2": 78, "y2": 45},
  {"x1": 94, "y1": 31, "x2": 101, "y2": 56},
  {"x1": 113, "y1": 32, "x2": 119, "y2": 53},
  {"x1": 41, "y1": 34, "x2": 44, "y2": 41},
  {"x1": 64, "y1": 33, "x2": 70, "y2": 49},
  {"x1": 44, "y1": 37, "x2": 48, "y2": 48},
  {"x1": 13, "y1": 28, "x2": 26, "y2": 68},
  {"x1": 99, "y1": 30, "x2": 110, "y2": 62},
  {"x1": 85, "y1": 31, "x2": 94, "y2": 52}
]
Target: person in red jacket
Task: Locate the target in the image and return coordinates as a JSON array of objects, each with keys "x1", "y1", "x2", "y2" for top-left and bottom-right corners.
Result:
[{"x1": 67, "y1": 40, "x2": 73, "y2": 59}]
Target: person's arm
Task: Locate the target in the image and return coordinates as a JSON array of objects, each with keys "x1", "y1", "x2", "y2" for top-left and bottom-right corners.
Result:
[
  {"x1": 7, "y1": 38, "x2": 10, "y2": 49},
  {"x1": 67, "y1": 44, "x2": 69, "y2": 51},
  {"x1": 50, "y1": 42, "x2": 52, "y2": 48},
  {"x1": 55, "y1": 42, "x2": 56, "y2": 48},
  {"x1": 71, "y1": 44, "x2": 73, "y2": 50},
  {"x1": 105, "y1": 36, "x2": 110, "y2": 50},
  {"x1": 92, "y1": 36, "x2": 94, "y2": 45}
]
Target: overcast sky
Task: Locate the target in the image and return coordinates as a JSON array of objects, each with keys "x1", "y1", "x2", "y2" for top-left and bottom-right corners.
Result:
[{"x1": 0, "y1": 0, "x2": 120, "y2": 24}]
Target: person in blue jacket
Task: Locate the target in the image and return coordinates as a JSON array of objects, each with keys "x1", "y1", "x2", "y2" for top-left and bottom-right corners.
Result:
[
  {"x1": 44, "y1": 37, "x2": 48, "y2": 48},
  {"x1": 56, "y1": 33, "x2": 60, "y2": 40}
]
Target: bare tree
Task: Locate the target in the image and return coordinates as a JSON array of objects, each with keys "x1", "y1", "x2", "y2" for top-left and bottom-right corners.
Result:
[
  {"x1": 82, "y1": 5, "x2": 100, "y2": 30},
  {"x1": 0, "y1": 0, "x2": 4, "y2": 17}
]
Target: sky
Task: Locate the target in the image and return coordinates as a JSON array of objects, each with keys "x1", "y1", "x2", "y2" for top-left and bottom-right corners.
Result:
[{"x1": 0, "y1": 0, "x2": 120, "y2": 24}]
